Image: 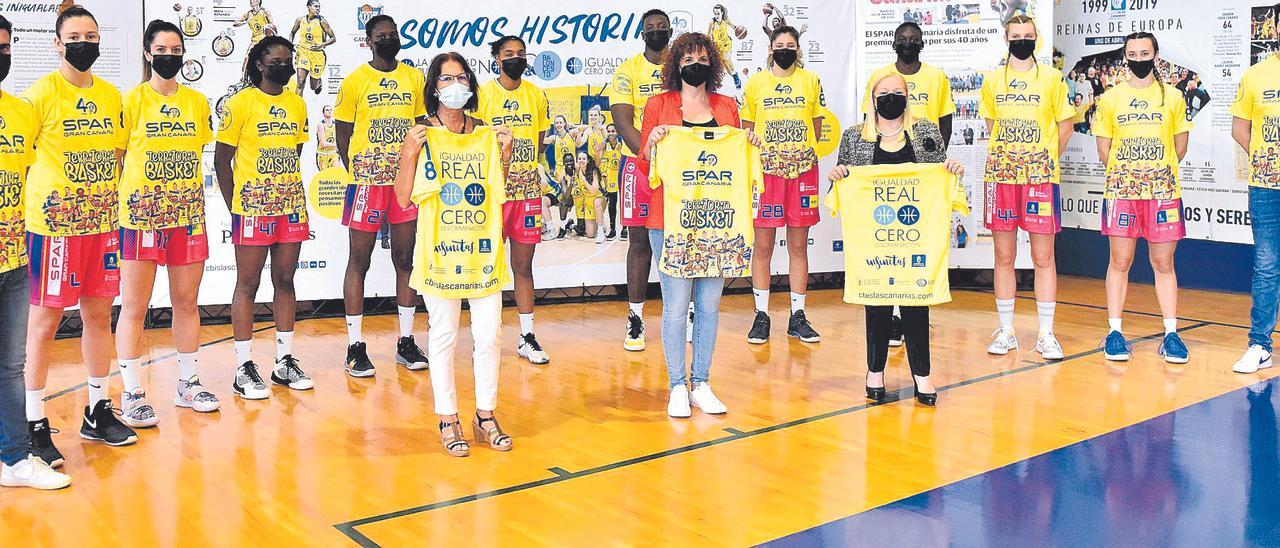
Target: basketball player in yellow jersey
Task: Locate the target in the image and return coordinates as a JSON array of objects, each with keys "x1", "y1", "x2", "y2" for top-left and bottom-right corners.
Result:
[
  {"x1": 610, "y1": 8, "x2": 670, "y2": 351},
  {"x1": 233, "y1": 0, "x2": 273, "y2": 45},
  {"x1": 477, "y1": 35, "x2": 554, "y2": 365},
  {"x1": 315, "y1": 104, "x2": 338, "y2": 170},
  {"x1": 708, "y1": 4, "x2": 742, "y2": 90},
  {"x1": 290, "y1": 0, "x2": 335, "y2": 95},
  {"x1": 596, "y1": 123, "x2": 624, "y2": 238}
]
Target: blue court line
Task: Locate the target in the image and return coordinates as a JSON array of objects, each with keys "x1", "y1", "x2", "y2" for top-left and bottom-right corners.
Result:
[{"x1": 760, "y1": 377, "x2": 1280, "y2": 547}]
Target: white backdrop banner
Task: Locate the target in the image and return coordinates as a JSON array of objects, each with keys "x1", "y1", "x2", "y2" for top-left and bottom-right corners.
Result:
[{"x1": 1055, "y1": 0, "x2": 1269, "y2": 243}]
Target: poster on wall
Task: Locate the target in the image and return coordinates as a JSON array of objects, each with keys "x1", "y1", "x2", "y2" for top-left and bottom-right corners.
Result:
[
  {"x1": 1055, "y1": 0, "x2": 1264, "y2": 243},
  {"x1": 0, "y1": 0, "x2": 146, "y2": 93},
  {"x1": 852, "y1": 0, "x2": 1050, "y2": 268}
]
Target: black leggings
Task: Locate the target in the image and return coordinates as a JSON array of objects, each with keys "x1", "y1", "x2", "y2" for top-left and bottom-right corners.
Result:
[
  {"x1": 605, "y1": 191, "x2": 619, "y2": 231},
  {"x1": 865, "y1": 305, "x2": 930, "y2": 377}
]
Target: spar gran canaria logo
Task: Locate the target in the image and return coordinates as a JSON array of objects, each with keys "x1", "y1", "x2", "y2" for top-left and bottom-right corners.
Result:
[
  {"x1": 681, "y1": 149, "x2": 732, "y2": 187},
  {"x1": 63, "y1": 99, "x2": 114, "y2": 137},
  {"x1": 995, "y1": 79, "x2": 1040, "y2": 105},
  {"x1": 907, "y1": 81, "x2": 929, "y2": 104},
  {"x1": 257, "y1": 106, "x2": 299, "y2": 136},
  {"x1": 146, "y1": 105, "x2": 198, "y2": 137}
]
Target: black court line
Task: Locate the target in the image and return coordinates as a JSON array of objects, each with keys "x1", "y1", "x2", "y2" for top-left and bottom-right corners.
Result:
[
  {"x1": 547, "y1": 467, "x2": 571, "y2": 477},
  {"x1": 723, "y1": 427, "x2": 746, "y2": 435},
  {"x1": 332, "y1": 321, "x2": 1213, "y2": 546}
]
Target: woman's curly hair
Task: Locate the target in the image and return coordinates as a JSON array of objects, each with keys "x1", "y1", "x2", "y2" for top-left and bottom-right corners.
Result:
[{"x1": 660, "y1": 32, "x2": 724, "y2": 92}]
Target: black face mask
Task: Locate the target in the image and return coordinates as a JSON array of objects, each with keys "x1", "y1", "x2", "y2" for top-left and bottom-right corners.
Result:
[
  {"x1": 501, "y1": 57, "x2": 528, "y2": 79},
  {"x1": 63, "y1": 41, "x2": 100, "y2": 72},
  {"x1": 1127, "y1": 59, "x2": 1155, "y2": 79},
  {"x1": 875, "y1": 93, "x2": 908, "y2": 120},
  {"x1": 894, "y1": 41, "x2": 923, "y2": 64},
  {"x1": 643, "y1": 30, "x2": 671, "y2": 52},
  {"x1": 772, "y1": 48, "x2": 797, "y2": 70},
  {"x1": 373, "y1": 37, "x2": 401, "y2": 61},
  {"x1": 0, "y1": 53, "x2": 10, "y2": 84},
  {"x1": 679, "y1": 62, "x2": 712, "y2": 88},
  {"x1": 264, "y1": 63, "x2": 294, "y2": 86},
  {"x1": 150, "y1": 54, "x2": 183, "y2": 80},
  {"x1": 1008, "y1": 39, "x2": 1036, "y2": 61}
]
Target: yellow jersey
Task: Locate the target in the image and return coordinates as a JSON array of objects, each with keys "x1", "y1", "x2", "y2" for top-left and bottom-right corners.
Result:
[
  {"x1": 552, "y1": 132, "x2": 577, "y2": 171},
  {"x1": 978, "y1": 65, "x2": 1074, "y2": 185},
  {"x1": 862, "y1": 63, "x2": 955, "y2": 122},
  {"x1": 246, "y1": 9, "x2": 270, "y2": 43},
  {"x1": 295, "y1": 16, "x2": 325, "y2": 50},
  {"x1": 1093, "y1": 82, "x2": 1192, "y2": 200},
  {"x1": 409, "y1": 126, "x2": 510, "y2": 299},
  {"x1": 216, "y1": 87, "x2": 309, "y2": 217},
  {"x1": 607, "y1": 54, "x2": 664, "y2": 157},
  {"x1": 649, "y1": 127, "x2": 762, "y2": 278},
  {"x1": 333, "y1": 63, "x2": 426, "y2": 186},
  {"x1": 23, "y1": 72, "x2": 126, "y2": 236},
  {"x1": 743, "y1": 67, "x2": 824, "y2": 178},
  {"x1": 600, "y1": 140, "x2": 623, "y2": 193},
  {"x1": 825, "y1": 163, "x2": 969, "y2": 306},
  {"x1": 119, "y1": 83, "x2": 213, "y2": 230},
  {"x1": 317, "y1": 119, "x2": 336, "y2": 151},
  {"x1": 0, "y1": 92, "x2": 37, "y2": 272},
  {"x1": 181, "y1": 14, "x2": 201, "y2": 36},
  {"x1": 475, "y1": 79, "x2": 550, "y2": 200},
  {"x1": 1230, "y1": 54, "x2": 1280, "y2": 188},
  {"x1": 586, "y1": 126, "x2": 606, "y2": 164}
]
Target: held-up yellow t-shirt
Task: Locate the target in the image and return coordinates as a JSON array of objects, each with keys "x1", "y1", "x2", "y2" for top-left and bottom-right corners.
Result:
[
  {"x1": 476, "y1": 79, "x2": 550, "y2": 200},
  {"x1": 743, "y1": 67, "x2": 824, "y2": 179},
  {"x1": 23, "y1": 72, "x2": 127, "y2": 236},
  {"x1": 862, "y1": 62, "x2": 955, "y2": 123},
  {"x1": 119, "y1": 83, "x2": 213, "y2": 230},
  {"x1": 978, "y1": 65, "x2": 1074, "y2": 186},
  {"x1": 649, "y1": 127, "x2": 762, "y2": 279},
  {"x1": 1093, "y1": 82, "x2": 1192, "y2": 200},
  {"x1": 0, "y1": 92, "x2": 37, "y2": 272},
  {"x1": 825, "y1": 163, "x2": 969, "y2": 306},
  {"x1": 410, "y1": 126, "x2": 510, "y2": 299},
  {"x1": 334, "y1": 63, "x2": 426, "y2": 186},
  {"x1": 216, "y1": 87, "x2": 309, "y2": 218},
  {"x1": 1230, "y1": 54, "x2": 1280, "y2": 188},
  {"x1": 607, "y1": 53, "x2": 664, "y2": 157}
]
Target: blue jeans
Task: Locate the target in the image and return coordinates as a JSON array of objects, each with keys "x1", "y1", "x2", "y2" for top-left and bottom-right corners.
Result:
[
  {"x1": 0, "y1": 267, "x2": 30, "y2": 466},
  {"x1": 1250, "y1": 187, "x2": 1280, "y2": 352},
  {"x1": 649, "y1": 230, "x2": 724, "y2": 387}
]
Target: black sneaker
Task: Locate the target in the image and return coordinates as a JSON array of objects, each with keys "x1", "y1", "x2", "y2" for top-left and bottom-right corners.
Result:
[
  {"x1": 555, "y1": 227, "x2": 568, "y2": 241},
  {"x1": 28, "y1": 419, "x2": 64, "y2": 468},
  {"x1": 747, "y1": 311, "x2": 771, "y2": 345},
  {"x1": 396, "y1": 335, "x2": 430, "y2": 371},
  {"x1": 888, "y1": 313, "x2": 905, "y2": 347},
  {"x1": 79, "y1": 400, "x2": 138, "y2": 446},
  {"x1": 345, "y1": 342, "x2": 375, "y2": 378},
  {"x1": 620, "y1": 227, "x2": 629, "y2": 240},
  {"x1": 787, "y1": 310, "x2": 821, "y2": 343}
]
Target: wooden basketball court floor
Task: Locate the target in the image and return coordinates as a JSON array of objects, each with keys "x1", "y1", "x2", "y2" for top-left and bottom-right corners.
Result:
[{"x1": 2, "y1": 276, "x2": 1277, "y2": 546}]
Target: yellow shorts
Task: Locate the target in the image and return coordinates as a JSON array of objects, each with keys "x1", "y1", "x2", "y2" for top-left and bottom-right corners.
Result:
[
  {"x1": 316, "y1": 149, "x2": 338, "y2": 171},
  {"x1": 574, "y1": 191, "x2": 601, "y2": 221},
  {"x1": 295, "y1": 49, "x2": 326, "y2": 78}
]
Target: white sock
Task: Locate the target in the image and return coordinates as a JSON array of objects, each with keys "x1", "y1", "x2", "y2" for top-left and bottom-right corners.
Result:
[
  {"x1": 688, "y1": 302, "x2": 695, "y2": 317},
  {"x1": 753, "y1": 288, "x2": 769, "y2": 313},
  {"x1": 1164, "y1": 318, "x2": 1177, "y2": 334},
  {"x1": 275, "y1": 330, "x2": 294, "y2": 361},
  {"x1": 234, "y1": 339, "x2": 252, "y2": 365},
  {"x1": 519, "y1": 313, "x2": 534, "y2": 336},
  {"x1": 996, "y1": 298, "x2": 1015, "y2": 329},
  {"x1": 25, "y1": 390, "x2": 45, "y2": 421},
  {"x1": 790, "y1": 292, "x2": 806, "y2": 313},
  {"x1": 87, "y1": 375, "x2": 109, "y2": 405},
  {"x1": 1036, "y1": 301, "x2": 1055, "y2": 335},
  {"x1": 177, "y1": 352, "x2": 198, "y2": 380},
  {"x1": 345, "y1": 314, "x2": 363, "y2": 345},
  {"x1": 397, "y1": 306, "x2": 415, "y2": 338},
  {"x1": 629, "y1": 302, "x2": 643, "y2": 317},
  {"x1": 892, "y1": 304, "x2": 901, "y2": 318},
  {"x1": 1109, "y1": 317, "x2": 1123, "y2": 333},
  {"x1": 118, "y1": 358, "x2": 142, "y2": 393}
]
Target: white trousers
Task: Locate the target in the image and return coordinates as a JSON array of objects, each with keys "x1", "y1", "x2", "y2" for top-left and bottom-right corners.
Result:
[{"x1": 423, "y1": 292, "x2": 502, "y2": 416}]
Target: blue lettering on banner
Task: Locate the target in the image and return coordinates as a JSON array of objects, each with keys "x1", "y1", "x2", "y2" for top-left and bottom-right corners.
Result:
[{"x1": 398, "y1": 11, "x2": 645, "y2": 50}]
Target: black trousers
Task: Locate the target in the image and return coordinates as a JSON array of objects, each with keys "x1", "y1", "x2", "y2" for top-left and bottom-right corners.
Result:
[
  {"x1": 605, "y1": 191, "x2": 619, "y2": 232},
  {"x1": 865, "y1": 305, "x2": 930, "y2": 377}
]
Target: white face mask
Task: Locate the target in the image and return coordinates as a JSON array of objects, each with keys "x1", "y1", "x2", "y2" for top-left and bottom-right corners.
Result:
[{"x1": 437, "y1": 82, "x2": 473, "y2": 110}]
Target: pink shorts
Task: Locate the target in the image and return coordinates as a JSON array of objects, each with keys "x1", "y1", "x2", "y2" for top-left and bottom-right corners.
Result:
[
  {"x1": 1101, "y1": 198, "x2": 1185, "y2": 243},
  {"x1": 26, "y1": 231, "x2": 120, "y2": 308},
  {"x1": 755, "y1": 168, "x2": 820, "y2": 228},
  {"x1": 231, "y1": 213, "x2": 310, "y2": 246},
  {"x1": 620, "y1": 156, "x2": 653, "y2": 227},
  {"x1": 984, "y1": 182, "x2": 1062, "y2": 234},
  {"x1": 342, "y1": 184, "x2": 418, "y2": 232},
  {"x1": 503, "y1": 197, "x2": 543, "y2": 245},
  {"x1": 120, "y1": 226, "x2": 210, "y2": 266}
]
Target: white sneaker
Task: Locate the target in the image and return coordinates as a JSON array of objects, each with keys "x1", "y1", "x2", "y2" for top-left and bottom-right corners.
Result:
[
  {"x1": 624, "y1": 313, "x2": 646, "y2": 351},
  {"x1": 667, "y1": 384, "x2": 691, "y2": 418},
  {"x1": 987, "y1": 327, "x2": 1018, "y2": 355},
  {"x1": 1, "y1": 455, "x2": 71, "y2": 490},
  {"x1": 595, "y1": 230, "x2": 607, "y2": 244},
  {"x1": 517, "y1": 333, "x2": 551, "y2": 365},
  {"x1": 689, "y1": 382, "x2": 728, "y2": 414},
  {"x1": 121, "y1": 389, "x2": 159, "y2": 428},
  {"x1": 233, "y1": 361, "x2": 271, "y2": 400},
  {"x1": 1034, "y1": 332, "x2": 1064, "y2": 360},
  {"x1": 1233, "y1": 345, "x2": 1274, "y2": 374},
  {"x1": 175, "y1": 376, "x2": 221, "y2": 413}
]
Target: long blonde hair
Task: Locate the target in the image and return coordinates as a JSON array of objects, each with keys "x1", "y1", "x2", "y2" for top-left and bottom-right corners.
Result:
[{"x1": 861, "y1": 72, "x2": 917, "y2": 142}]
